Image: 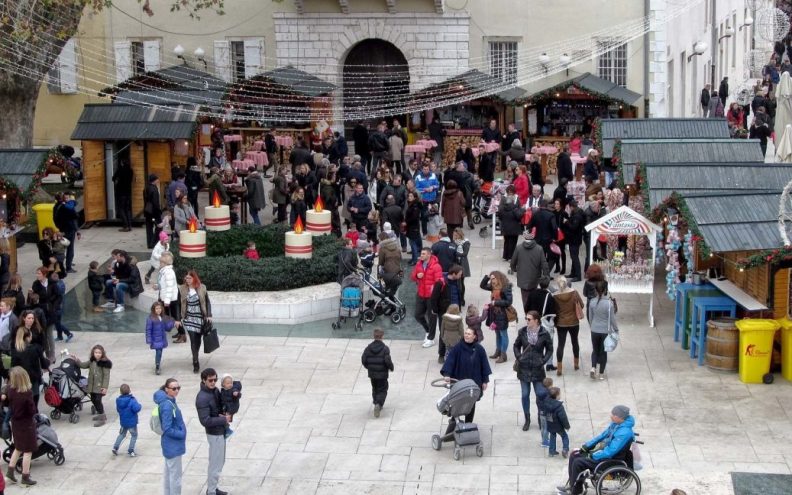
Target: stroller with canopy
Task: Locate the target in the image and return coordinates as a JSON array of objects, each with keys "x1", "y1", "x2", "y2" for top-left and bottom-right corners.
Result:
[
  {"x1": 430, "y1": 378, "x2": 484, "y2": 460},
  {"x1": 332, "y1": 273, "x2": 365, "y2": 331},
  {"x1": 360, "y1": 266, "x2": 407, "y2": 325},
  {"x1": 45, "y1": 356, "x2": 90, "y2": 423},
  {"x1": 2, "y1": 414, "x2": 65, "y2": 469}
]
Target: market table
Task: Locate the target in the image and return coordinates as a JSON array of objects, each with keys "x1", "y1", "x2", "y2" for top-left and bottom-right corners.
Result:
[
  {"x1": 244, "y1": 151, "x2": 269, "y2": 168},
  {"x1": 224, "y1": 135, "x2": 242, "y2": 143},
  {"x1": 275, "y1": 136, "x2": 293, "y2": 147},
  {"x1": 252, "y1": 140, "x2": 264, "y2": 152},
  {"x1": 232, "y1": 159, "x2": 255, "y2": 172},
  {"x1": 416, "y1": 139, "x2": 438, "y2": 149},
  {"x1": 479, "y1": 142, "x2": 500, "y2": 153},
  {"x1": 689, "y1": 296, "x2": 738, "y2": 365},
  {"x1": 405, "y1": 144, "x2": 427, "y2": 160}
]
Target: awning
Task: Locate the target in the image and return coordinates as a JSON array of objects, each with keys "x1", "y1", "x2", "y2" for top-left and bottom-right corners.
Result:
[
  {"x1": 411, "y1": 69, "x2": 528, "y2": 106},
  {"x1": 71, "y1": 104, "x2": 199, "y2": 141},
  {"x1": 521, "y1": 72, "x2": 642, "y2": 106},
  {"x1": 0, "y1": 149, "x2": 51, "y2": 203}
]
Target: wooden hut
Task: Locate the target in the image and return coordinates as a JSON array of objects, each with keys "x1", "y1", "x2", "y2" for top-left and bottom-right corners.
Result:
[{"x1": 597, "y1": 118, "x2": 730, "y2": 160}]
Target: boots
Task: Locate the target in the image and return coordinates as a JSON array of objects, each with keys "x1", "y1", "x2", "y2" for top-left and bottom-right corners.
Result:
[
  {"x1": 21, "y1": 474, "x2": 36, "y2": 486},
  {"x1": 177, "y1": 334, "x2": 187, "y2": 344},
  {"x1": 522, "y1": 415, "x2": 531, "y2": 431},
  {"x1": 489, "y1": 350, "x2": 500, "y2": 359},
  {"x1": 556, "y1": 362, "x2": 563, "y2": 376},
  {"x1": 574, "y1": 358, "x2": 580, "y2": 371},
  {"x1": 6, "y1": 467, "x2": 17, "y2": 483},
  {"x1": 495, "y1": 353, "x2": 507, "y2": 364},
  {"x1": 93, "y1": 414, "x2": 107, "y2": 427}
]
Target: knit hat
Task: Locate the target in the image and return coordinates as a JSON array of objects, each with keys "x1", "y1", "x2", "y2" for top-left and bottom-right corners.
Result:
[
  {"x1": 383, "y1": 222, "x2": 393, "y2": 233},
  {"x1": 158, "y1": 231, "x2": 169, "y2": 242},
  {"x1": 523, "y1": 231, "x2": 534, "y2": 240},
  {"x1": 611, "y1": 405, "x2": 630, "y2": 420}
]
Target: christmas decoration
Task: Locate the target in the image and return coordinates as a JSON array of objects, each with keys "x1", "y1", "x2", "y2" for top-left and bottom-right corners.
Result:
[{"x1": 736, "y1": 246, "x2": 792, "y2": 270}]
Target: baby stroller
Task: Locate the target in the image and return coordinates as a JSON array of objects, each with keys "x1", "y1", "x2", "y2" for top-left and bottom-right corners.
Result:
[
  {"x1": 46, "y1": 356, "x2": 90, "y2": 423},
  {"x1": 3, "y1": 414, "x2": 65, "y2": 469},
  {"x1": 478, "y1": 180, "x2": 507, "y2": 238},
  {"x1": 360, "y1": 267, "x2": 407, "y2": 325},
  {"x1": 471, "y1": 179, "x2": 493, "y2": 225},
  {"x1": 430, "y1": 378, "x2": 484, "y2": 460},
  {"x1": 332, "y1": 274, "x2": 365, "y2": 331}
]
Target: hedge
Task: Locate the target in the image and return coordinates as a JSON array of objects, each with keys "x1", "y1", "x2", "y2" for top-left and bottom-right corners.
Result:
[{"x1": 171, "y1": 224, "x2": 341, "y2": 291}]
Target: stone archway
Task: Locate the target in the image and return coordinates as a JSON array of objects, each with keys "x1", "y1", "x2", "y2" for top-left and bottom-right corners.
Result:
[{"x1": 342, "y1": 39, "x2": 410, "y2": 122}]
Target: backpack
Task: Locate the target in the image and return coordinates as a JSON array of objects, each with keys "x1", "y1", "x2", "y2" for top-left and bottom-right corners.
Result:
[
  {"x1": 150, "y1": 402, "x2": 176, "y2": 436},
  {"x1": 44, "y1": 385, "x2": 62, "y2": 408}
]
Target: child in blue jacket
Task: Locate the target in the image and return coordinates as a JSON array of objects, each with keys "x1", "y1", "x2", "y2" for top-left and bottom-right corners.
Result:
[{"x1": 112, "y1": 384, "x2": 141, "y2": 456}]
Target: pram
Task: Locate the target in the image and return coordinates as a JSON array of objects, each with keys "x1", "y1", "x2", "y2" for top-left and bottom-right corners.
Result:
[
  {"x1": 430, "y1": 378, "x2": 484, "y2": 460},
  {"x1": 2, "y1": 414, "x2": 65, "y2": 469},
  {"x1": 332, "y1": 274, "x2": 365, "y2": 331},
  {"x1": 477, "y1": 180, "x2": 508, "y2": 238},
  {"x1": 45, "y1": 356, "x2": 91, "y2": 423},
  {"x1": 360, "y1": 267, "x2": 407, "y2": 325}
]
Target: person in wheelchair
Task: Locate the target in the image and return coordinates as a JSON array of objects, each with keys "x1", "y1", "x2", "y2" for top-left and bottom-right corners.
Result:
[{"x1": 557, "y1": 405, "x2": 635, "y2": 495}]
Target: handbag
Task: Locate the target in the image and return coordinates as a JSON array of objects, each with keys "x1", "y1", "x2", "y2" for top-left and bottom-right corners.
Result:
[
  {"x1": 604, "y1": 299, "x2": 619, "y2": 352},
  {"x1": 202, "y1": 325, "x2": 220, "y2": 354},
  {"x1": 556, "y1": 228, "x2": 565, "y2": 242},
  {"x1": 574, "y1": 297, "x2": 584, "y2": 321},
  {"x1": 505, "y1": 305, "x2": 518, "y2": 322},
  {"x1": 550, "y1": 242, "x2": 561, "y2": 256},
  {"x1": 521, "y1": 208, "x2": 532, "y2": 225}
]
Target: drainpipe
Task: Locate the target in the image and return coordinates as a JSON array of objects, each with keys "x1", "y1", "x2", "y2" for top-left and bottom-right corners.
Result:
[
  {"x1": 710, "y1": 0, "x2": 717, "y2": 87},
  {"x1": 644, "y1": 0, "x2": 650, "y2": 117}
]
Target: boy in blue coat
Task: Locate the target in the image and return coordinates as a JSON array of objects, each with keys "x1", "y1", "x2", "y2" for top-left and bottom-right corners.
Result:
[
  {"x1": 544, "y1": 387, "x2": 571, "y2": 458},
  {"x1": 112, "y1": 384, "x2": 142, "y2": 456}
]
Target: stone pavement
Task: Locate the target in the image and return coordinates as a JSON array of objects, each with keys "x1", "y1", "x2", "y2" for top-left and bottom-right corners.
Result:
[{"x1": 8, "y1": 191, "x2": 792, "y2": 494}]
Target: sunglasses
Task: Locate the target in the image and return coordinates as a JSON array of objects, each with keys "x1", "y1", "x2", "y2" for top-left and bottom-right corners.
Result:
[
  {"x1": 168, "y1": 386, "x2": 181, "y2": 391},
  {"x1": 206, "y1": 378, "x2": 217, "y2": 383}
]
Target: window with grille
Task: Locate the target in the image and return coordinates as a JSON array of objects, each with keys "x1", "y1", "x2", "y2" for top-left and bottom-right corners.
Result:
[
  {"x1": 489, "y1": 41, "x2": 518, "y2": 86},
  {"x1": 597, "y1": 39, "x2": 628, "y2": 87},
  {"x1": 131, "y1": 41, "x2": 145, "y2": 78},
  {"x1": 231, "y1": 41, "x2": 246, "y2": 83}
]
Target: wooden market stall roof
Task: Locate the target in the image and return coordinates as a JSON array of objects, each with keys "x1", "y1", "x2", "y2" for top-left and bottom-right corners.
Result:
[
  {"x1": 520, "y1": 72, "x2": 642, "y2": 106},
  {"x1": 642, "y1": 162, "x2": 792, "y2": 208},
  {"x1": 71, "y1": 104, "x2": 199, "y2": 141},
  {"x1": 0, "y1": 149, "x2": 50, "y2": 202},
  {"x1": 600, "y1": 118, "x2": 730, "y2": 158},
  {"x1": 107, "y1": 65, "x2": 227, "y2": 111},
  {"x1": 410, "y1": 69, "x2": 527, "y2": 107},
  {"x1": 620, "y1": 139, "x2": 764, "y2": 183}
]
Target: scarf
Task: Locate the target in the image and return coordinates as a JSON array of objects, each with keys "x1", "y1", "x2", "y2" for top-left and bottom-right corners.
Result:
[{"x1": 526, "y1": 327, "x2": 539, "y2": 346}]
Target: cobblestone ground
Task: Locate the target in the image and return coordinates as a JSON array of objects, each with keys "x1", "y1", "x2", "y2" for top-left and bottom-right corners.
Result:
[{"x1": 10, "y1": 190, "x2": 792, "y2": 494}]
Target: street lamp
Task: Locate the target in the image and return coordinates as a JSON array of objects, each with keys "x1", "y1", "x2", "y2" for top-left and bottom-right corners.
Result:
[
  {"x1": 174, "y1": 44, "x2": 186, "y2": 64},
  {"x1": 560, "y1": 53, "x2": 571, "y2": 75},
  {"x1": 194, "y1": 47, "x2": 207, "y2": 69},
  {"x1": 740, "y1": 16, "x2": 754, "y2": 31},
  {"x1": 687, "y1": 41, "x2": 708, "y2": 62},
  {"x1": 719, "y1": 25, "x2": 736, "y2": 43}
]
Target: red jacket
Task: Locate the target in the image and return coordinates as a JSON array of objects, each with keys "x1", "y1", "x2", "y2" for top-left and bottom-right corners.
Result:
[
  {"x1": 411, "y1": 255, "x2": 442, "y2": 299},
  {"x1": 514, "y1": 174, "x2": 531, "y2": 206},
  {"x1": 244, "y1": 248, "x2": 260, "y2": 261}
]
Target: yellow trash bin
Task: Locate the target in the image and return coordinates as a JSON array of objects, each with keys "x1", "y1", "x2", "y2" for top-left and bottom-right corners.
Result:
[
  {"x1": 778, "y1": 318, "x2": 792, "y2": 382},
  {"x1": 736, "y1": 319, "x2": 780, "y2": 384},
  {"x1": 31, "y1": 203, "x2": 57, "y2": 239}
]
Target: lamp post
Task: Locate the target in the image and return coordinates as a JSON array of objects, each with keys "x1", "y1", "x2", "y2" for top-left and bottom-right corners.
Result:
[
  {"x1": 687, "y1": 41, "x2": 708, "y2": 62},
  {"x1": 718, "y1": 25, "x2": 736, "y2": 43}
]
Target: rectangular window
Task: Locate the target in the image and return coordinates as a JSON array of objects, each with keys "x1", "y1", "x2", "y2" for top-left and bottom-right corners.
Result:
[
  {"x1": 131, "y1": 41, "x2": 145, "y2": 78},
  {"x1": 489, "y1": 41, "x2": 518, "y2": 86},
  {"x1": 231, "y1": 41, "x2": 246, "y2": 83},
  {"x1": 597, "y1": 39, "x2": 628, "y2": 87}
]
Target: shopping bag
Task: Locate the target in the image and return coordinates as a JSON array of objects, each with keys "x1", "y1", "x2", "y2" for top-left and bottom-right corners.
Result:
[
  {"x1": 203, "y1": 326, "x2": 220, "y2": 354},
  {"x1": 604, "y1": 331, "x2": 619, "y2": 352}
]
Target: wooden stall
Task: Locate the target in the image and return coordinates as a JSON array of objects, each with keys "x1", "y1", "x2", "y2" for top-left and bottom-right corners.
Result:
[{"x1": 597, "y1": 118, "x2": 731, "y2": 160}]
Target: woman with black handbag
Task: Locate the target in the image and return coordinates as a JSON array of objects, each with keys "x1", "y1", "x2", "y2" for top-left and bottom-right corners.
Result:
[{"x1": 176, "y1": 270, "x2": 212, "y2": 373}]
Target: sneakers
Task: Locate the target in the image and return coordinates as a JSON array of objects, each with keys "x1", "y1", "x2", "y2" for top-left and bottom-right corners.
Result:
[
  {"x1": 422, "y1": 339, "x2": 434, "y2": 348},
  {"x1": 113, "y1": 305, "x2": 125, "y2": 313},
  {"x1": 128, "y1": 451, "x2": 136, "y2": 457},
  {"x1": 548, "y1": 451, "x2": 559, "y2": 457},
  {"x1": 562, "y1": 449, "x2": 569, "y2": 458},
  {"x1": 101, "y1": 302, "x2": 116, "y2": 308},
  {"x1": 373, "y1": 404, "x2": 382, "y2": 418},
  {"x1": 93, "y1": 306, "x2": 105, "y2": 312},
  {"x1": 598, "y1": 373, "x2": 606, "y2": 381},
  {"x1": 590, "y1": 368, "x2": 597, "y2": 380},
  {"x1": 65, "y1": 334, "x2": 74, "y2": 343},
  {"x1": 55, "y1": 337, "x2": 64, "y2": 342},
  {"x1": 112, "y1": 448, "x2": 118, "y2": 456}
]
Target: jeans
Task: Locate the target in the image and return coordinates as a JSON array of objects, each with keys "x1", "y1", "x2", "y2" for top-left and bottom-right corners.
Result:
[
  {"x1": 206, "y1": 434, "x2": 226, "y2": 495},
  {"x1": 54, "y1": 310, "x2": 72, "y2": 339},
  {"x1": 420, "y1": 201, "x2": 429, "y2": 236},
  {"x1": 250, "y1": 207, "x2": 261, "y2": 225},
  {"x1": 591, "y1": 332, "x2": 608, "y2": 373},
  {"x1": 549, "y1": 430, "x2": 570, "y2": 455},
  {"x1": 155, "y1": 348, "x2": 163, "y2": 367},
  {"x1": 105, "y1": 281, "x2": 129, "y2": 305},
  {"x1": 164, "y1": 456, "x2": 183, "y2": 495},
  {"x1": 64, "y1": 230, "x2": 76, "y2": 270},
  {"x1": 556, "y1": 325, "x2": 580, "y2": 361},
  {"x1": 113, "y1": 426, "x2": 138, "y2": 453},
  {"x1": 370, "y1": 377, "x2": 389, "y2": 407},
  {"x1": 414, "y1": 297, "x2": 437, "y2": 340},
  {"x1": 519, "y1": 380, "x2": 546, "y2": 419},
  {"x1": 541, "y1": 412, "x2": 549, "y2": 446},
  {"x1": 91, "y1": 289, "x2": 101, "y2": 307},
  {"x1": 604, "y1": 171, "x2": 616, "y2": 189},
  {"x1": 569, "y1": 243, "x2": 582, "y2": 279},
  {"x1": 495, "y1": 327, "x2": 509, "y2": 353},
  {"x1": 408, "y1": 234, "x2": 422, "y2": 263}
]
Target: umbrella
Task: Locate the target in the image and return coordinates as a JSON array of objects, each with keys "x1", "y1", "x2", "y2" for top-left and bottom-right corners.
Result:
[
  {"x1": 777, "y1": 124, "x2": 792, "y2": 162},
  {"x1": 774, "y1": 72, "x2": 792, "y2": 146}
]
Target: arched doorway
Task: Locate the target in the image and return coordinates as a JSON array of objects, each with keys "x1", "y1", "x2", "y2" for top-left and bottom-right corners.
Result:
[{"x1": 343, "y1": 39, "x2": 409, "y2": 123}]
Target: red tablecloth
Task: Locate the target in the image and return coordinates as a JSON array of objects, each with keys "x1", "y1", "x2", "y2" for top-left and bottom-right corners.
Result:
[
  {"x1": 252, "y1": 140, "x2": 264, "y2": 152},
  {"x1": 479, "y1": 142, "x2": 500, "y2": 153},
  {"x1": 224, "y1": 135, "x2": 243, "y2": 143},
  {"x1": 531, "y1": 145, "x2": 558, "y2": 155},
  {"x1": 244, "y1": 151, "x2": 269, "y2": 167},
  {"x1": 571, "y1": 154, "x2": 588, "y2": 164},
  {"x1": 275, "y1": 136, "x2": 293, "y2": 147},
  {"x1": 416, "y1": 139, "x2": 438, "y2": 149},
  {"x1": 232, "y1": 159, "x2": 255, "y2": 171},
  {"x1": 405, "y1": 144, "x2": 427, "y2": 155}
]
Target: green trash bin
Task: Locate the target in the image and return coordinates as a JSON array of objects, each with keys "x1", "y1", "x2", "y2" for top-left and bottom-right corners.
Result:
[{"x1": 31, "y1": 203, "x2": 57, "y2": 239}]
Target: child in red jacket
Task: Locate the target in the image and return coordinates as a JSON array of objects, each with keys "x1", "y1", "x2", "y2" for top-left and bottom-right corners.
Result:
[{"x1": 243, "y1": 241, "x2": 260, "y2": 261}]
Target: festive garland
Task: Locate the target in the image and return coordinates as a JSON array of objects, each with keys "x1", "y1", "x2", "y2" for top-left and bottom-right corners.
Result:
[
  {"x1": 0, "y1": 149, "x2": 54, "y2": 210},
  {"x1": 612, "y1": 139, "x2": 626, "y2": 189},
  {"x1": 593, "y1": 117, "x2": 603, "y2": 154},
  {"x1": 649, "y1": 192, "x2": 710, "y2": 258},
  {"x1": 737, "y1": 246, "x2": 792, "y2": 270},
  {"x1": 521, "y1": 82, "x2": 625, "y2": 106}
]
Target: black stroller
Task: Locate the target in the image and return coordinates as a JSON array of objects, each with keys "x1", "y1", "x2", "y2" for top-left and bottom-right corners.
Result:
[
  {"x1": 430, "y1": 378, "x2": 484, "y2": 460},
  {"x1": 360, "y1": 267, "x2": 407, "y2": 325},
  {"x1": 45, "y1": 357, "x2": 91, "y2": 423},
  {"x1": 2, "y1": 414, "x2": 65, "y2": 469}
]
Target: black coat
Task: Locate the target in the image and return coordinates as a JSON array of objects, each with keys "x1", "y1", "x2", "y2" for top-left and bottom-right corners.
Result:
[
  {"x1": 337, "y1": 247, "x2": 359, "y2": 284},
  {"x1": 478, "y1": 154, "x2": 495, "y2": 182},
  {"x1": 513, "y1": 326, "x2": 553, "y2": 383},
  {"x1": 565, "y1": 208, "x2": 586, "y2": 246},
  {"x1": 428, "y1": 121, "x2": 446, "y2": 151},
  {"x1": 482, "y1": 127, "x2": 500, "y2": 143},
  {"x1": 382, "y1": 204, "x2": 403, "y2": 229},
  {"x1": 455, "y1": 148, "x2": 475, "y2": 170},
  {"x1": 430, "y1": 276, "x2": 465, "y2": 316},
  {"x1": 556, "y1": 152, "x2": 573, "y2": 182},
  {"x1": 498, "y1": 199, "x2": 524, "y2": 236},
  {"x1": 289, "y1": 146, "x2": 312, "y2": 170},
  {"x1": 431, "y1": 239, "x2": 458, "y2": 272},
  {"x1": 528, "y1": 208, "x2": 558, "y2": 247},
  {"x1": 353, "y1": 125, "x2": 370, "y2": 156},
  {"x1": 112, "y1": 164, "x2": 133, "y2": 196},
  {"x1": 143, "y1": 183, "x2": 161, "y2": 218},
  {"x1": 524, "y1": 288, "x2": 558, "y2": 318},
  {"x1": 195, "y1": 383, "x2": 227, "y2": 436},
  {"x1": 10, "y1": 343, "x2": 49, "y2": 386},
  {"x1": 361, "y1": 340, "x2": 394, "y2": 379},
  {"x1": 700, "y1": 88, "x2": 710, "y2": 108},
  {"x1": 543, "y1": 397, "x2": 570, "y2": 433},
  {"x1": 405, "y1": 202, "x2": 422, "y2": 237}
]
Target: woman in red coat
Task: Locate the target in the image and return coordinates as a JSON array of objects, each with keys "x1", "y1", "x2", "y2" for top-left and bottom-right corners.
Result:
[
  {"x1": 513, "y1": 165, "x2": 531, "y2": 207},
  {"x1": 6, "y1": 366, "x2": 37, "y2": 486}
]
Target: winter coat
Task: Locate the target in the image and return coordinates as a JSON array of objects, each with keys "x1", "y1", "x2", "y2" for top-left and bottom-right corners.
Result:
[
  {"x1": 361, "y1": 339, "x2": 394, "y2": 379},
  {"x1": 173, "y1": 202, "x2": 196, "y2": 233},
  {"x1": 556, "y1": 152, "x2": 573, "y2": 182},
  {"x1": 337, "y1": 247, "x2": 359, "y2": 284},
  {"x1": 149, "y1": 242, "x2": 169, "y2": 268},
  {"x1": 78, "y1": 357, "x2": 112, "y2": 394},
  {"x1": 353, "y1": 124, "x2": 370, "y2": 155},
  {"x1": 411, "y1": 255, "x2": 443, "y2": 299},
  {"x1": 456, "y1": 239, "x2": 471, "y2": 277},
  {"x1": 272, "y1": 175, "x2": 289, "y2": 205},
  {"x1": 220, "y1": 381, "x2": 242, "y2": 415},
  {"x1": 528, "y1": 208, "x2": 558, "y2": 247},
  {"x1": 431, "y1": 238, "x2": 459, "y2": 272},
  {"x1": 388, "y1": 135, "x2": 404, "y2": 162},
  {"x1": 583, "y1": 159, "x2": 599, "y2": 182},
  {"x1": 565, "y1": 208, "x2": 586, "y2": 246},
  {"x1": 524, "y1": 288, "x2": 558, "y2": 318},
  {"x1": 177, "y1": 284, "x2": 211, "y2": 323},
  {"x1": 441, "y1": 187, "x2": 466, "y2": 226},
  {"x1": 405, "y1": 202, "x2": 422, "y2": 237},
  {"x1": 195, "y1": 383, "x2": 227, "y2": 436},
  {"x1": 585, "y1": 415, "x2": 636, "y2": 461},
  {"x1": 510, "y1": 238, "x2": 549, "y2": 290},
  {"x1": 347, "y1": 192, "x2": 373, "y2": 224},
  {"x1": 88, "y1": 271, "x2": 104, "y2": 293},
  {"x1": 480, "y1": 277, "x2": 513, "y2": 331},
  {"x1": 378, "y1": 238, "x2": 402, "y2": 277},
  {"x1": 498, "y1": 198, "x2": 524, "y2": 236},
  {"x1": 588, "y1": 296, "x2": 618, "y2": 334},
  {"x1": 116, "y1": 393, "x2": 142, "y2": 428},
  {"x1": 482, "y1": 127, "x2": 500, "y2": 143},
  {"x1": 381, "y1": 205, "x2": 404, "y2": 231},
  {"x1": 441, "y1": 340, "x2": 492, "y2": 388},
  {"x1": 700, "y1": 88, "x2": 710, "y2": 108},
  {"x1": 289, "y1": 199, "x2": 307, "y2": 227},
  {"x1": 415, "y1": 172, "x2": 440, "y2": 203},
  {"x1": 455, "y1": 148, "x2": 475, "y2": 170},
  {"x1": 428, "y1": 121, "x2": 446, "y2": 151},
  {"x1": 502, "y1": 143, "x2": 526, "y2": 164},
  {"x1": 441, "y1": 313, "x2": 465, "y2": 348},
  {"x1": 31, "y1": 279, "x2": 59, "y2": 324},
  {"x1": 379, "y1": 184, "x2": 407, "y2": 209},
  {"x1": 584, "y1": 206, "x2": 605, "y2": 232},
  {"x1": 245, "y1": 172, "x2": 267, "y2": 210},
  {"x1": 158, "y1": 265, "x2": 179, "y2": 307},
  {"x1": 466, "y1": 313, "x2": 484, "y2": 343},
  {"x1": 10, "y1": 343, "x2": 49, "y2": 386},
  {"x1": 206, "y1": 174, "x2": 229, "y2": 205},
  {"x1": 513, "y1": 326, "x2": 553, "y2": 383},
  {"x1": 154, "y1": 389, "x2": 186, "y2": 459},
  {"x1": 368, "y1": 131, "x2": 389, "y2": 153},
  {"x1": 143, "y1": 183, "x2": 162, "y2": 218},
  {"x1": 543, "y1": 397, "x2": 571, "y2": 434},
  {"x1": 128, "y1": 265, "x2": 144, "y2": 297},
  {"x1": 430, "y1": 275, "x2": 465, "y2": 316},
  {"x1": 513, "y1": 174, "x2": 530, "y2": 206},
  {"x1": 554, "y1": 290, "x2": 584, "y2": 327},
  {"x1": 146, "y1": 315, "x2": 176, "y2": 350}
]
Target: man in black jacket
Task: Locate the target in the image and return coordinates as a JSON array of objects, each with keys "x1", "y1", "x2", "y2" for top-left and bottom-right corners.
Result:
[
  {"x1": 565, "y1": 199, "x2": 585, "y2": 281},
  {"x1": 556, "y1": 147, "x2": 574, "y2": 183},
  {"x1": 368, "y1": 122, "x2": 390, "y2": 174},
  {"x1": 143, "y1": 174, "x2": 162, "y2": 249},
  {"x1": 112, "y1": 160, "x2": 134, "y2": 232},
  {"x1": 719, "y1": 77, "x2": 729, "y2": 105},
  {"x1": 428, "y1": 117, "x2": 446, "y2": 165},
  {"x1": 196, "y1": 368, "x2": 230, "y2": 495},
  {"x1": 430, "y1": 265, "x2": 465, "y2": 361},
  {"x1": 700, "y1": 84, "x2": 711, "y2": 117},
  {"x1": 289, "y1": 137, "x2": 312, "y2": 174},
  {"x1": 430, "y1": 228, "x2": 458, "y2": 273},
  {"x1": 361, "y1": 328, "x2": 394, "y2": 417}
]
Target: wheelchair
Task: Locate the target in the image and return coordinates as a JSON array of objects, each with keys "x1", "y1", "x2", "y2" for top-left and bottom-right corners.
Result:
[{"x1": 572, "y1": 434, "x2": 643, "y2": 495}]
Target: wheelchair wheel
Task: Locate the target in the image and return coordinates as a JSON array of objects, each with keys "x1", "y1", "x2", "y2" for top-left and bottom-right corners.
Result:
[{"x1": 596, "y1": 465, "x2": 641, "y2": 495}]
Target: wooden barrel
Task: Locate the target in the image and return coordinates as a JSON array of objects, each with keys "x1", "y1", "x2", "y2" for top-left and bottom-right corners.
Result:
[{"x1": 705, "y1": 318, "x2": 739, "y2": 372}]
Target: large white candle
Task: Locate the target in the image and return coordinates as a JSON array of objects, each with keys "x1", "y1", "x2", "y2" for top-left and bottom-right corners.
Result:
[
  {"x1": 306, "y1": 196, "x2": 332, "y2": 236},
  {"x1": 204, "y1": 190, "x2": 230, "y2": 231},
  {"x1": 285, "y1": 217, "x2": 313, "y2": 259},
  {"x1": 179, "y1": 219, "x2": 206, "y2": 258}
]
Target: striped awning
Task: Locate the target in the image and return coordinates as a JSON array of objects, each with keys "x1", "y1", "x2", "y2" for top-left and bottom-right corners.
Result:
[{"x1": 585, "y1": 206, "x2": 662, "y2": 236}]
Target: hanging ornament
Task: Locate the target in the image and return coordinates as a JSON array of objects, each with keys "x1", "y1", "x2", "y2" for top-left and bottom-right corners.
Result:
[{"x1": 756, "y1": 7, "x2": 791, "y2": 42}]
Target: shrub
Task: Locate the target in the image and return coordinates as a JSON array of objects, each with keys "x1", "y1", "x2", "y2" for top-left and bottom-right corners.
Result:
[{"x1": 171, "y1": 224, "x2": 341, "y2": 291}]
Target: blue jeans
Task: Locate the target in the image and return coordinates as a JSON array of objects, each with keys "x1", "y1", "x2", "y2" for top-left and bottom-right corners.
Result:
[
  {"x1": 520, "y1": 380, "x2": 546, "y2": 419},
  {"x1": 408, "y1": 235, "x2": 421, "y2": 263},
  {"x1": 540, "y1": 412, "x2": 549, "y2": 446},
  {"x1": 54, "y1": 310, "x2": 72, "y2": 339},
  {"x1": 549, "y1": 430, "x2": 569, "y2": 455},
  {"x1": 113, "y1": 426, "x2": 138, "y2": 453},
  {"x1": 250, "y1": 207, "x2": 261, "y2": 225},
  {"x1": 112, "y1": 282, "x2": 130, "y2": 305},
  {"x1": 155, "y1": 348, "x2": 163, "y2": 367},
  {"x1": 64, "y1": 231, "x2": 76, "y2": 270},
  {"x1": 496, "y1": 328, "x2": 509, "y2": 353},
  {"x1": 91, "y1": 289, "x2": 101, "y2": 307},
  {"x1": 604, "y1": 171, "x2": 616, "y2": 188}
]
